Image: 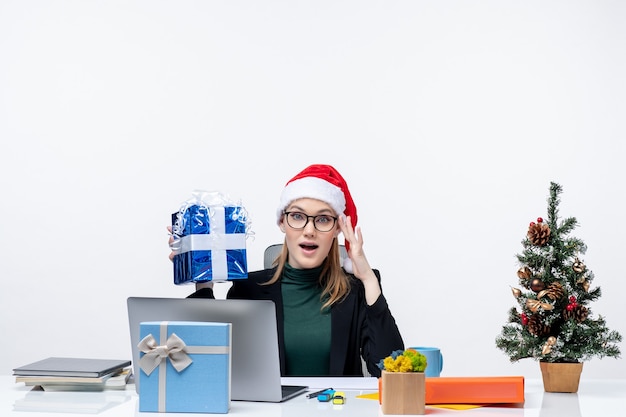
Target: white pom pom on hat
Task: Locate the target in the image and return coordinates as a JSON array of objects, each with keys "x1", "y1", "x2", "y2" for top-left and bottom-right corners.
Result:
[{"x1": 276, "y1": 164, "x2": 357, "y2": 272}]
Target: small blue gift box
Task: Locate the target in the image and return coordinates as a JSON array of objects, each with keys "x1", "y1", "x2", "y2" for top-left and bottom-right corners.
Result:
[
  {"x1": 172, "y1": 191, "x2": 250, "y2": 284},
  {"x1": 138, "y1": 321, "x2": 231, "y2": 413}
]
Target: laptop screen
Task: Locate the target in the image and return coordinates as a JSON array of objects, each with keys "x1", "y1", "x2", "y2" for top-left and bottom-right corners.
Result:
[{"x1": 126, "y1": 297, "x2": 306, "y2": 402}]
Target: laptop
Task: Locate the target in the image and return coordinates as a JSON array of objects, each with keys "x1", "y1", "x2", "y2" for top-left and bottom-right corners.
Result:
[{"x1": 126, "y1": 297, "x2": 308, "y2": 402}]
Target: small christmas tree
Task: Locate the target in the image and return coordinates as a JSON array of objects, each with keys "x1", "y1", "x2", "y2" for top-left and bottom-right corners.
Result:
[{"x1": 496, "y1": 182, "x2": 622, "y2": 364}]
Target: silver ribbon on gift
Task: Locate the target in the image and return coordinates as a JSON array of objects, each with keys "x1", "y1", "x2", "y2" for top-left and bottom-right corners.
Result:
[
  {"x1": 138, "y1": 333, "x2": 192, "y2": 376},
  {"x1": 138, "y1": 321, "x2": 231, "y2": 412}
]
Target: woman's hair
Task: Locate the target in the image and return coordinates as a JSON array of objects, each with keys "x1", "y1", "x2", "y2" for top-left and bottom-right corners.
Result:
[{"x1": 264, "y1": 238, "x2": 351, "y2": 309}]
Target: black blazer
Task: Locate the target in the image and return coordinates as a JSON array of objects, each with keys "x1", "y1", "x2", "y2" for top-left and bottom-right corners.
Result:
[{"x1": 189, "y1": 268, "x2": 404, "y2": 377}]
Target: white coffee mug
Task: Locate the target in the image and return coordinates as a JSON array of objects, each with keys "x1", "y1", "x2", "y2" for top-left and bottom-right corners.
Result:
[{"x1": 410, "y1": 346, "x2": 444, "y2": 377}]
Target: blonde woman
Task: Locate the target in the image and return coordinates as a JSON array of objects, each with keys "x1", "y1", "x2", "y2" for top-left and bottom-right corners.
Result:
[{"x1": 172, "y1": 164, "x2": 404, "y2": 376}]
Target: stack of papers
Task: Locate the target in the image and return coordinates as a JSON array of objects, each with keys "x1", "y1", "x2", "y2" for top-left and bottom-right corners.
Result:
[{"x1": 13, "y1": 357, "x2": 132, "y2": 391}]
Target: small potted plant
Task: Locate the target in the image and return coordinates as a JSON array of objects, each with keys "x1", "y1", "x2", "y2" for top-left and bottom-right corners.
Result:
[
  {"x1": 495, "y1": 182, "x2": 622, "y2": 393},
  {"x1": 378, "y1": 349, "x2": 427, "y2": 415}
]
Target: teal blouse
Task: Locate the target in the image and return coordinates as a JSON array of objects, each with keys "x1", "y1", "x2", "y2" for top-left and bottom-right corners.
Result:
[{"x1": 281, "y1": 264, "x2": 332, "y2": 376}]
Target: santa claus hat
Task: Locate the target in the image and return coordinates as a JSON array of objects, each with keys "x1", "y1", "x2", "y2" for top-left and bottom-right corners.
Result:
[{"x1": 276, "y1": 164, "x2": 357, "y2": 271}]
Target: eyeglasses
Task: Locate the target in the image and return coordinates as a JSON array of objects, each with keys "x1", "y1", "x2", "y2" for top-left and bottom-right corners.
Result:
[{"x1": 283, "y1": 211, "x2": 338, "y2": 232}]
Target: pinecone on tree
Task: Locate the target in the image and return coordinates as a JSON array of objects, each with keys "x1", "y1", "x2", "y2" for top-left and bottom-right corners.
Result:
[
  {"x1": 541, "y1": 282, "x2": 565, "y2": 301},
  {"x1": 563, "y1": 305, "x2": 589, "y2": 323},
  {"x1": 527, "y1": 222, "x2": 551, "y2": 246},
  {"x1": 527, "y1": 314, "x2": 550, "y2": 336}
]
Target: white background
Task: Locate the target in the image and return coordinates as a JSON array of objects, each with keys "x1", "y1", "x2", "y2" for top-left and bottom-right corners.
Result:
[{"x1": 1, "y1": 1, "x2": 625, "y2": 379}]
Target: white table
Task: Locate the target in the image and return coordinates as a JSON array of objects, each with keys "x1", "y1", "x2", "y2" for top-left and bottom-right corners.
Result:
[{"x1": 2, "y1": 375, "x2": 625, "y2": 416}]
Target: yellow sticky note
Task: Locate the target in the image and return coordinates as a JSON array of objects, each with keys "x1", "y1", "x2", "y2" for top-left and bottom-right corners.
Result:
[{"x1": 356, "y1": 392, "x2": 379, "y2": 400}]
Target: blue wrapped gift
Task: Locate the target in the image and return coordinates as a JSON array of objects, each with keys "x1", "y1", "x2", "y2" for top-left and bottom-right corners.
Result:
[
  {"x1": 171, "y1": 191, "x2": 251, "y2": 284},
  {"x1": 138, "y1": 321, "x2": 231, "y2": 413}
]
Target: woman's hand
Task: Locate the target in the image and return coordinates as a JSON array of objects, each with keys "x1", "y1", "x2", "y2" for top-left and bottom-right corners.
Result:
[
  {"x1": 167, "y1": 226, "x2": 177, "y2": 261},
  {"x1": 338, "y1": 216, "x2": 381, "y2": 305}
]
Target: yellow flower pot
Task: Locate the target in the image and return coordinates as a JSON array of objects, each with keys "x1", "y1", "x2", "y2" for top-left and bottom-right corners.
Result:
[{"x1": 380, "y1": 370, "x2": 426, "y2": 415}]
